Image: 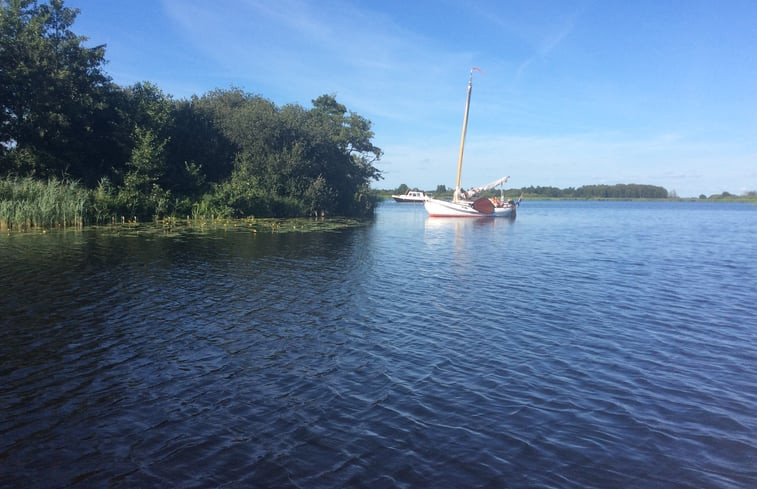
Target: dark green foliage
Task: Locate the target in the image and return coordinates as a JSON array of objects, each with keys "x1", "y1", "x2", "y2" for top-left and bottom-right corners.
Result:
[
  {"x1": 0, "y1": 0, "x2": 126, "y2": 185},
  {"x1": 0, "y1": 1, "x2": 383, "y2": 222},
  {"x1": 167, "y1": 98, "x2": 234, "y2": 193},
  {"x1": 197, "y1": 89, "x2": 382, "y2": 218},
  {"x1": 114, "y1": 82, "x2": 175, "y2": 219}
]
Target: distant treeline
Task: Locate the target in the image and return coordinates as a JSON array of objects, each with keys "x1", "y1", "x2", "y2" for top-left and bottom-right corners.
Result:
[
  {"x1": 0, "y1": 1, "x2": 382, "y2": 228},
  {"x1": 392, "y1": 183, "x2": 670, "y2": 199},
  {"x1": 516, "y1": 184, "x2": 669, "y2": 199},
  {"x1": 390, "y1": 184, "x2": 757, "y2": 202}
]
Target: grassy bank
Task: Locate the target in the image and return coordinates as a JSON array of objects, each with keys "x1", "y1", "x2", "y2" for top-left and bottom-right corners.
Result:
[
  {"x1": 0, "y1": 177, "x2": 87, "y2": 230},
  {"x1": 0, "y1": 176, "x2": 369, "y2": 233}
]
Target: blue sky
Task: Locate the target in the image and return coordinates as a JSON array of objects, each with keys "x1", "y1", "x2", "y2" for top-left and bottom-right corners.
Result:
[{"x1": 68, "y1": 0, "x2": 756, "y2": 197}]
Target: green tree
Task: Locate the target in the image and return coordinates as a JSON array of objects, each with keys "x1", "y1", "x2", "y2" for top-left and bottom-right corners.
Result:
[
  {"x1": 306, "y1": 94, "x2": 382, "y2": 215},
  {"x1": 116, "y1": 82, "x2": 174, "y2": 219},
  {"x1": 118, "y1": 126, "x2": 168, "y2": 218},
  {"x1": 0, "y1": 0, "x2": 118, "y2": 184},
  {"x1": 167, "y1": 97, "x2": 235, "y2": 191},
  {"x1": 202, "y1": 90, "x2": 382, "y2": 217}
]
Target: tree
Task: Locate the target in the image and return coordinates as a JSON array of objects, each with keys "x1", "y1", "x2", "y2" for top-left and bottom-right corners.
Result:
[
  {"x1": 0, "y1": 0, "x2": 117, "y2": 184},
  {"x1": 167, "y1": 97, "x2": 236, "y2": 192},
  {"x1": 201, "y1": 90, "x2": 382, "y2": 217},
  {"x1": 307, "y1": 94, "x2": 382, "y2": 215},
  {"x1": 117, "y1": 82, "x2": 174, "y2": 219}
]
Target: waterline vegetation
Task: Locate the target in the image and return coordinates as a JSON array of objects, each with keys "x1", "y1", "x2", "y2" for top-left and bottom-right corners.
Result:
[
  {"x1": 0, "y1": 177, "x2": 87, "y2": 230},
  {"x1": 0, "y1": 176, "x2": 366, "y2": 233}
]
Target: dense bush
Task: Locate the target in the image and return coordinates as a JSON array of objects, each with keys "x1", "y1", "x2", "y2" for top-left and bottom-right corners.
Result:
[{"x1": 1, "y1": 1, "x2": 382, "y2": 223}]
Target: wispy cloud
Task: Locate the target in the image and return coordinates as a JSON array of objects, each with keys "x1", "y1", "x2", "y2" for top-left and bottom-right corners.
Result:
[
  {"x1": 515, "y1": 11, "x2": 579, "y2": 81},
  {"x1": 515, "y1": 19, "x2": 573, "y2": 80},
  {"x1": 162, "y1": 0, "x2": 475, "y2": 126}
]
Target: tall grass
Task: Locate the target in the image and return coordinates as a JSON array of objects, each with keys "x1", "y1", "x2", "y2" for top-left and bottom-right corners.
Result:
[{"x1": 0, "y1": 177, "x2": 87, "y2": 230}]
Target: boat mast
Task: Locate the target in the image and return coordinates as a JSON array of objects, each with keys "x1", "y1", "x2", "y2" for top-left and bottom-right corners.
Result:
[{"x1": 454, "y1": 69, "x2": 475, "y2": 203}]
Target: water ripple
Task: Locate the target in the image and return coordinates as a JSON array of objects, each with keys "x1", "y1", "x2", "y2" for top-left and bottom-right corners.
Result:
[{"x1": 1, "y1": 202, "x2": 756, "y2": 488}]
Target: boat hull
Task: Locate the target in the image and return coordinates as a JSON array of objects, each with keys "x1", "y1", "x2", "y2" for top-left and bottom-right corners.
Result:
[{"x1": 424, "y1": 198, "x2": 516, "y2": 218}]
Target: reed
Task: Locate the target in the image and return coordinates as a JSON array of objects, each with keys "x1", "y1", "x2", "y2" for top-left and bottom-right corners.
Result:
[{"x1": 0, "y1": 176, "x2": 88, "y2": 230}]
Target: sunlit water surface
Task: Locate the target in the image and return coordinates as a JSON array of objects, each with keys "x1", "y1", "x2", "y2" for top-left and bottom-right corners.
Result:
[{"x1": 1, "y1": 201, "x2": 756, "y2": 488}]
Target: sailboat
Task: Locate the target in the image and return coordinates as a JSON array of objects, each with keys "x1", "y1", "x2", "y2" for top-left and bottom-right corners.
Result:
[{"x1": 424, "y1": 68, "x2": 518, "y2": 218}]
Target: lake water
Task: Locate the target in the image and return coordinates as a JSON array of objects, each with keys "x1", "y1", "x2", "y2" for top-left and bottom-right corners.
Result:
[{"x1": 1, "y1": 200, "x2": 756, "y2": 488}]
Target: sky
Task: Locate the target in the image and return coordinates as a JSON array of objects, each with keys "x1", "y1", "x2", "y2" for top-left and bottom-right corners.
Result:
[{"x1": 66, "y1": 0, "x2": 757, "y2": 197}]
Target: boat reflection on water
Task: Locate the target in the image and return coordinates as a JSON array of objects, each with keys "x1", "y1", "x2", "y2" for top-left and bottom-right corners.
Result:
[
  {"x1": 423, "y1": 214, "x2": 517, "y2": 260},
  {"x1": 423, "y1": 214, "x2": 516, "y2": 231}
]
